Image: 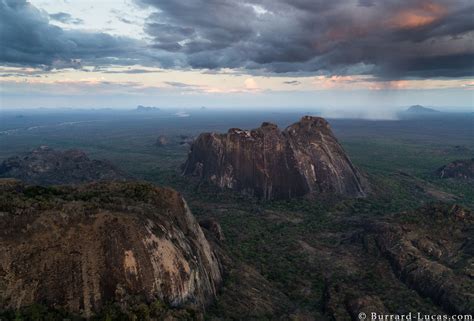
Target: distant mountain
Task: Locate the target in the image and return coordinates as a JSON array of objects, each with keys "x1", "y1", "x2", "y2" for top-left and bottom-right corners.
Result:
[
  {"x1": 183, "y1": 116, "x2": 369, "y2": 200},
  {"x1": 406, "y1": 105, "x2": 440, "y2": 113},
  {"x1": 135, "y1": 105, "x2": 160, "y2": 112},
  {"x1": 0, "y1": 146, "x2": 126, "y2": 185}
]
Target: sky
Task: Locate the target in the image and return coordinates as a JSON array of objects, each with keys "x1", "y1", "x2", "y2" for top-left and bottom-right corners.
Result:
[{"x1": 0, "y1": 0, "x2": 473, "y2": 111}]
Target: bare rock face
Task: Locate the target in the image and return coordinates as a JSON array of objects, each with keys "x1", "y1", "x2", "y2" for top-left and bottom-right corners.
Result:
[
  {"x1": 436, "y1": 158, "x2": 474, "y2": 179},
  {"x1": 0, "y1": 146, "x2": 126, "y2": 185},
  {"x1": 0, "y1": 180, "x2": 222, "y2": 318},
  {"x1": 183, "y1": 116, "x2": 368, "y2": 200}
]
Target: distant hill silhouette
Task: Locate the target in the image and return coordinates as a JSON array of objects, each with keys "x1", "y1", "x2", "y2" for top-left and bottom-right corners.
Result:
[
  {"x1": 406, "y1": 105, "x2": 439, "y2": 113},
  {"x1": 135, "y1": 105, "x2": 160, "y2": 112}
]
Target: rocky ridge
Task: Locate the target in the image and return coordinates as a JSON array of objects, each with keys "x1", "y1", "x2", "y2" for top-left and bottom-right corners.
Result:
[
  {"x1": 320, "y1": 203, "x2": 474, "y2": 319},
  {"x1": 0, "y1": 146, "x2": 126, "y2": 185},
  {"x1": 359, "y1": 204, "x2": 473, "y2": 315},
  {"x1": 436, "y1": 158, "x2": 474, "y2": 179}
]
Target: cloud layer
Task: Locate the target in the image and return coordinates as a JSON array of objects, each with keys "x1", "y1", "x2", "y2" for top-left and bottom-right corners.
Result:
[
  {"x1": 0, "y1": 0, "x2": 145, "y2": 69},
  {"x1": 1, "y1": 0, "x2": 473, "y2": 80},
  {"x1": 138, "y1": 0, "x2": 474, "y2": 78}
]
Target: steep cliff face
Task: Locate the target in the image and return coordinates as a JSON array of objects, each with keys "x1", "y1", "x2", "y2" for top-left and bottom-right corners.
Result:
[
  {"x1": 0, "y1": 146, "x2": 126, "y2": 185},
  {"x1": 183, "y1": 116, "x2": 368, "y2": 200},
  {"x1": 0, "y1": 180, "x2": 222, "y2": 318}
]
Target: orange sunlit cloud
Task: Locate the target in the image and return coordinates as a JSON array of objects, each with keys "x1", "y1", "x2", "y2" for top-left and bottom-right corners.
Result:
[{"x1": 389, "y1": 2, "x2": 446, "y2": 29}]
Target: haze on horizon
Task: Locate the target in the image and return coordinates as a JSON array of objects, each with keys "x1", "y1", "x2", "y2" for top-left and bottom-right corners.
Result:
[{"x1": 0, "y1": 0, "x2": 473, "y2": 111}]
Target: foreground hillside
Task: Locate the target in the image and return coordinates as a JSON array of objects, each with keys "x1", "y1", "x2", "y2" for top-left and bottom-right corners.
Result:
[{"x1": 0, "y1": 180, "x2": 221, "y2": 320}]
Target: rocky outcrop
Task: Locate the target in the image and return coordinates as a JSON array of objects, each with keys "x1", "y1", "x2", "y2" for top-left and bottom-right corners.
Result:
[
  {"x1": 436, "y1": 158, "x2": 474, "y2": 179},
  {"x1": 0, "y1": 180, "x2": 222, "y2": 318},
  {"x1": 183, "y1": 116, "x2": 368, "y2": 200},
  {"x1": 359, "y1": 204, "x2": 474, "y2": 315},
  {"x1": 0, "y1": 146, "x2": 126, "y2": 185}
]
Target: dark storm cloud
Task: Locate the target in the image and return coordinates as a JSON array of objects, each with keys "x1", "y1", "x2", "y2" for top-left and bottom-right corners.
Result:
[
  {"x1": 49, "y1": 12, "x2": 83, "y2": 24},
  {"x1": 136, "y1": 0, "x2": 474, "y2": 79},
  {"x1": 1, "y1": 0, "x2": 473, "y2": 79},
  {"x1": 0, "y1": 0, "x2": 146, "y2": 69}
]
